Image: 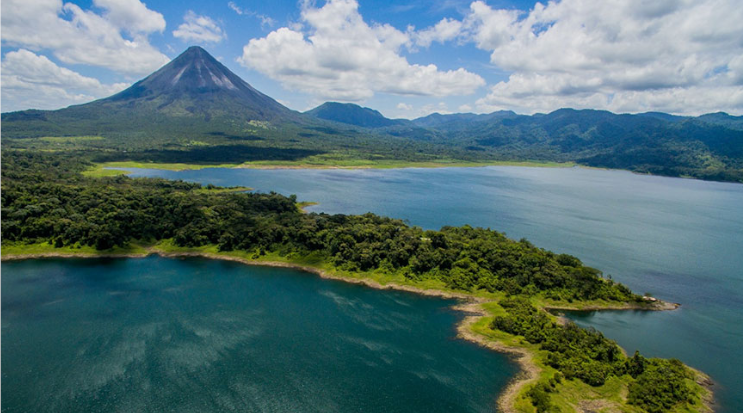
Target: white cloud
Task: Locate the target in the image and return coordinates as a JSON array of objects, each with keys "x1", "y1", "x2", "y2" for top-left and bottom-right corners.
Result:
[
  {"x1": 419, "y1": 102, "x2": 451, "y2": 117},
  {"x1": 462, "y1": 0, "x2": 743, "y2": 115},
  {"x1": 228, "y1": 1, "x2": 244, "y2": 14},
  {"x1": 391, "y1": 101, "x2": 454, "y2": 119},
  {"x1": 173, "y1": 11, "x2": 226, "y2": 43},
  {"x1": 1, "y1": 0, "x2": 169, "y2": 75},
  {"x1": 412, "y1": 18, "x2": 464, "y2": 47},
  {"x1": 94, "y1": 0, "x2": 166, "y2": 34},
  {"x1": 238, "y1": 0, "x2": 484, "y2": 101},
  {"x1": 1, "y1": 49, "x2": 128, "y2": 112},
  {"x1": 228, "y1": 2, "x2": 276, "y2": 28}
]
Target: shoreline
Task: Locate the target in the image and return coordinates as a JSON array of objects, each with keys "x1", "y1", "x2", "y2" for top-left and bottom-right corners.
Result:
[
  {"x1": 87, "y1": 160, "x2": 575, "y2": 177},
  {"x1": 454, "y1": 301, "x2": 540, "y2": 413},
  {"x1": 0, "y1": 250, "x2": 481, "y2": 301},
  {"x1": 90, "y1": 160, "x2": 742, "y2": 187},
  {"x1": 234, "y1": 160, "x2": 574, "y2": 170},
  {"x1": 1, "y1": 250, "x2": 710, "y2": 412}
]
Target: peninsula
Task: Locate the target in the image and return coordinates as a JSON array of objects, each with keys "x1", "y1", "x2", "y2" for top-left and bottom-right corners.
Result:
[{"x1": 2, "y1": 150, "x2": 714, "y2": 413}]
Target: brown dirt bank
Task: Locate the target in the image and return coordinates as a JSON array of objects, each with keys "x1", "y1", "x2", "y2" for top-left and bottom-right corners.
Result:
[{"x1": 454, "y1": 302, "x2": 540, "y2": 413}]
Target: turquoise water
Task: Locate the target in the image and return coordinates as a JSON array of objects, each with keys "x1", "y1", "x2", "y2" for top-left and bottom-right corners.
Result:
[
  {"x1": 2, "y1": 257, "x2": 516, "y2": 412},
  {"x1": 121, "y1": 165, "x2": 743, "y2": 412}
]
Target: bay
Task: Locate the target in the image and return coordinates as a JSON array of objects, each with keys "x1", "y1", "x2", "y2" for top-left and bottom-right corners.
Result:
[
  {"x1": 121, "y1": 165, "x2": 743, "y2": 412},
  {"x1": 1, "y1": 257, "x2": 516, "y2": 412}
]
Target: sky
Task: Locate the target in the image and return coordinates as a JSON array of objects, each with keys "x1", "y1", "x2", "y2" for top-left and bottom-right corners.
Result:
[{"x1": 2, "y1": 0, "x2": 742, "y2": 118}]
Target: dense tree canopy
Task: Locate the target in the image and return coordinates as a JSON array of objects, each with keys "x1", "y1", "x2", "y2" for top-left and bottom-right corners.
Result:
[
  {"x1": 2, "y1": 150, "x2": 636, "y2": 302},
  {"x1": 1, "y1": 150, "x2": 706, "y2": 412},
  {"x1": 491, "y1": 297, "x2": 696, "y2": 412}
]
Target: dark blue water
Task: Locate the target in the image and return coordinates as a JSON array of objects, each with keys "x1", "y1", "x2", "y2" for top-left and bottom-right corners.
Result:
[
  {"x1": 121, "y1": 165, "x2": 743, "y2": 411},
  {"x1": 2, "y1": 257, "x2": 516, "y2": 412}
]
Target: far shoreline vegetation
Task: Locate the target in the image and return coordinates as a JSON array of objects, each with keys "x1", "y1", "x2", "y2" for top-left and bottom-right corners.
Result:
[
  {"x1": 81, "y1": 158, "x2": 576, "y2": 178},
  {"x1": 11, "y1": 132, "x2": 741, "y2": 184},
  {"x1": 2, "y1": 150, "x2": 714, "y2": 413},
  {"x1": 80, "y1": 157, "x2": 730, "y2": 187}
]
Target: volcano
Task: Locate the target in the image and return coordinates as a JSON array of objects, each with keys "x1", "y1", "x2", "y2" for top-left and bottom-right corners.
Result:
[
  {"x1": 2, "y1": 46, "x2": 302, "y2": 139},
  {"x1": 103, "y1": 46, "x2": 292, "y2": 120}
]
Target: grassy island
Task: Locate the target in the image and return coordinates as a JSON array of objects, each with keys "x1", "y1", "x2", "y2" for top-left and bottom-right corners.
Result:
[{"x1": 1, "y1": 150, "x2": 714, "y2": 413}]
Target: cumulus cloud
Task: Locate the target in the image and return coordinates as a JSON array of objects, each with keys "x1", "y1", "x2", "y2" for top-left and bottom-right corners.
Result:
[
  {"x1": 412, "y1": 18, "x2": 464, "y2": 47},
  {"x1": 419, "y1": 102, "x2": 452, "y2": 116},
  {"x1": 462, "y1": 0, "x2": 743, "y2": 115},
  {"x1": 1, "y1": 0, "x2": 169, "y2": 75},
  {"x1": 173, "y1": 11, "x2": 226, "y2": 43},
  {"x1": 238, "y1": 0, "x2": 484, "y2": 101},
  {"x1": 95, "y1": 0, "x2": 166, "y2": 34},
  {"x1": 1, "y1": 49, "x2": 128, "y2": 112}
]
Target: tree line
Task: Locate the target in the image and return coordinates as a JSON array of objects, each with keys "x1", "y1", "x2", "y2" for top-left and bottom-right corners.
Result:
[
  {"x1": 2, "y1": 150, "x2": 637, "y2": 302},
  {"x1": 2, "y1": 150, "x2": 704, "y2": 412},
  {"x1": 492, "y1": 297, "x2": 697, "y2": 413}
]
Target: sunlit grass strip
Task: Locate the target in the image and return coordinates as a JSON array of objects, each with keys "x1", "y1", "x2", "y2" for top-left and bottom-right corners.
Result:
[
  {"x1": 82, "y1": 161, "x2": 242, "y2": 177},
  {"x1": 81, "y1": 158, "x2": 575, "y2": 177},
  {"x1": 38, "y1": 136, "x2": 105, "y2": 143}
]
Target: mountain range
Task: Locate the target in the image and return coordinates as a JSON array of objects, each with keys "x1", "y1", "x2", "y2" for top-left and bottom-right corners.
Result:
[{"x1": 2, "y1": 46, "x2": 742, "y2": 182}]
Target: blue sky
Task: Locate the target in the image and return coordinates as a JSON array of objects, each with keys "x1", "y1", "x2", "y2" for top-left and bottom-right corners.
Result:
[{"x1": 2, "y1": 0, "x2": 742, "y2": 117}]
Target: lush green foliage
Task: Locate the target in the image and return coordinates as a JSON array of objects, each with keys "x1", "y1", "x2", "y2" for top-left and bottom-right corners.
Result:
[
  {"x1": 490, "y1": 297, "x2": 696, "y2": 412},
  {"x1": 627, "y1": 354, "x2": 694, "y2": 413},
  {"x1": 493, "y1": 297, "x2": 623, "y2": 386},
  {"x1": 525, "y1": 374, "x2": 563, "y2": 413},
  {"x1": 3, "y1": 151, "x2": 634, "y2": 302},
  {"x1": 2, "y1": 150, "x2": 707, "y2": 412},
  {"x1": 411, "y1": 109, "x2": 743, "y2": 183},
  {"x1": 306, "y1": 102, "x2": 405, "y2": 128}
]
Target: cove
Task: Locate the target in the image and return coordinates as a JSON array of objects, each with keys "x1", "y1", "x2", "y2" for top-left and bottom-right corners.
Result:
[
  {"x1": 1, "y1": 256, "x2": 516, "y2": 413},
  {"x1": 121, "y1": 165, "x2": 743, "y2": 412}
]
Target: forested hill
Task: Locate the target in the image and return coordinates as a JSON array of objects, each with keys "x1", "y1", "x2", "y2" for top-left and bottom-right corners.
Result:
[
  {"x1": 305, "y1": 102, "x2": 406, "y2": 128},
  {"x1": 2, "y1": 45, "x2": 741, "y2": 183},
  {"x1": 409, "y1": 108, "x2": 743, "y2": 182}
]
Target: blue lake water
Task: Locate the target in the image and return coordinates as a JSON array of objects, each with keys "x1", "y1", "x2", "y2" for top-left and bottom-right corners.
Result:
[
  {"x1": 2, "y1": 257, "x2": 516, "y2": 412},
  {"x1": 119, "y1": 165, "x2": 743, "y2": 412}
]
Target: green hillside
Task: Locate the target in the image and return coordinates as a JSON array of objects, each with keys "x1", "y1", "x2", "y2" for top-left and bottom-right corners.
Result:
[{"x1": 2, "y1": 46, "x2": 741, "y2": 183}]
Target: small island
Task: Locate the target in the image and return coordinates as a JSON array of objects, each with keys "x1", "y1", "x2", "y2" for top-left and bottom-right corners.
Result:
[{"x1": 2, "y1": 150, "x2": 714, "y2": 413}]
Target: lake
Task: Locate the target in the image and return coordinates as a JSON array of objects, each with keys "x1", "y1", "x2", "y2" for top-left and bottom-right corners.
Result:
[
  {"x1": 1, "y1": 257, "x2": 516, "y2": 412},
  {"x1": 118, "y1": 165, "x2": 743, "y2": 412}
]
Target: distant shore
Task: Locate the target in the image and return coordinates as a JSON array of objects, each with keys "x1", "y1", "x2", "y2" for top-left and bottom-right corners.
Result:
[
  {"x1": 83, "y1": 159, "x2": 736, "y2": 188},
  {"x1": 3, "y1": 247, "x2": 705, "y2": 412},
  {"x1": 83, "y1": 159, "x2": 576, "y2": 177}
]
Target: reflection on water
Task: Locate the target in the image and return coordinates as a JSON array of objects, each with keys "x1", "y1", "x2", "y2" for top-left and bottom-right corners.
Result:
[
  {"x1": 122, "y1": 165, "x2": 743, "y2": 412},
  {"x1": 2, "y1": 257, "x2": 515, "y2": 413}
]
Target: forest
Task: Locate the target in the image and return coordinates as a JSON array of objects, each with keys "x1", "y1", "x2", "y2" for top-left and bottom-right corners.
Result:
[
  {"x1": 492, "y1": 297, "x2": 696, "y2": 413},
  {"x1": 2, "y1": 150, "x2": 637, "y2": 302},
  {"x1": 1, "y1": 149, "x2": 706, "y2": 412}
]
